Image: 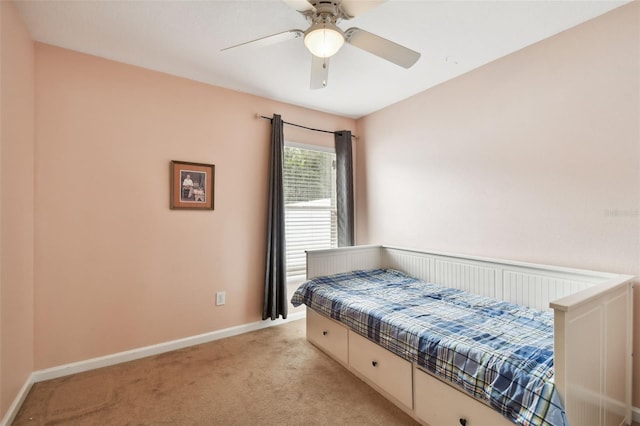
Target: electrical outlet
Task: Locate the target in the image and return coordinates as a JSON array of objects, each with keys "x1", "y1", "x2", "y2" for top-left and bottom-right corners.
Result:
[{"x1": 216, "y1": 291, "x2": 226, "y2": 306}]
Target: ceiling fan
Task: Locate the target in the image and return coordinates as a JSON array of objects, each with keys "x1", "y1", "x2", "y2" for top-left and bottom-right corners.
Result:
[{"x1": 221, "y1": 0, "x2": 420, "y2": 89}]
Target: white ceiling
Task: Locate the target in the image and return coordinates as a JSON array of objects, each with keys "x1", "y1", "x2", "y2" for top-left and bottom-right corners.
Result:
[{"x1": 14, "y1": 0, "x2": 630, "y2": 119}]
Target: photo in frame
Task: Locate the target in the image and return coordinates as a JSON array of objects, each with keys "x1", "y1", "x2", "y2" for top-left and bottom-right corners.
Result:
[{"x1": 170, "y1": 160, "x2": 214, "y2": 210}]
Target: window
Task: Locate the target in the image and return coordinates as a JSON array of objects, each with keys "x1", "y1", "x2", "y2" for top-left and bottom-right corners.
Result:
[{"x1": 283, "y1": 143, "x2": 337, "y2": 282}]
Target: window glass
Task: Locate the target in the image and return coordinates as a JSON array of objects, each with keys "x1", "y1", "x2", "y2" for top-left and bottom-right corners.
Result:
[{"x1": 283, "y1": 143, "x2": 337, "y2": 281}]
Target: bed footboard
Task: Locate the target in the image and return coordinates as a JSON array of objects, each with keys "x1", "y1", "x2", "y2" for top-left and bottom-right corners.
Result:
[
  {"x1": 552, "y1": 278, "x2": 634, "y2": 425},
  {"x1": 305, "y1": 245, "x2": 634, "y2": 425}
]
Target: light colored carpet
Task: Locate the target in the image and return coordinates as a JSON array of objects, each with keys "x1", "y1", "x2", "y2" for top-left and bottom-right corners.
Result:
[{"x1": 13, "y1": 319, "x2": 418, "y2": 425}]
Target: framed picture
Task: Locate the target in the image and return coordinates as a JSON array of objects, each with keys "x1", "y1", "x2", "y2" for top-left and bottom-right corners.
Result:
[{"x1": 170, "y1": 160, "x2": 215, "y2": 210}]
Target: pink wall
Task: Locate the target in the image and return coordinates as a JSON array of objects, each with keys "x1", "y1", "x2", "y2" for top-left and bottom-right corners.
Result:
[
  {"x1": 355, "y1": 1, "x2": 639, "y2": 406},
  {"x1": 0, "y1": 0, "x2": 35, "y2": 418},
  {"x1": 2, "y1": 0, "x2": 639, "y2": 418},
  {"x1": 34, "y1": 44, "x2": 355, "y2": 370}
]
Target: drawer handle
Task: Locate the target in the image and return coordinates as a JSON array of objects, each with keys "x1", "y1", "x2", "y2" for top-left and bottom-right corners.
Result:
[
  {"x1": 322, "y1": 331, "x2": 328, "y2": 336},
  {"x1": 459, "y1": 419, "x2": 467, "y2": 426},
  {"x1": 371, "y1": 361, "x2": 378, "y2": 367}
]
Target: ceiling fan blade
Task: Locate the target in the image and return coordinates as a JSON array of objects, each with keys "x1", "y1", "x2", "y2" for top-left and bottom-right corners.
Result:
[
  {"x1": 344, "y1": 27, "x2": 420, "y2": 68},
  {"x1": 310, "y1": 55, "x2": 330, "y2": 89},
  {"x1": 339, "y1": 0, "x2": 386, "y2": 18},
  {"x1": 282, "y1": 0, "x2": 315, "y2": 12},
  {"x1": 221, "y1": 29, "x2": 304, "y2": 51}
]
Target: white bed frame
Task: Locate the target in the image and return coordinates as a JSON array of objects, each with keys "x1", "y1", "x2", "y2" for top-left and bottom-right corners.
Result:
[{"x1": 305, "y1": 245, "x2": 634, "y2": 426}]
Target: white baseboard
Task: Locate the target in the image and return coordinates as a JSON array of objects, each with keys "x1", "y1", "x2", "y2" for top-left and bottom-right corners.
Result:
[
  {"x1": 0, "y1": 373, "x2": 35, "y2": 426},
  {"x1": 33, "y1": 312, "x2": 305, "y2": 382},
  {"x1": 1, "y1": 312, "x2": 305, "y2": 425}
]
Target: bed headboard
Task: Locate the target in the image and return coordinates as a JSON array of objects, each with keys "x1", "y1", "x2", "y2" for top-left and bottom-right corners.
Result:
[{"x1": 306, "y1": 244, "x2": 619, "y2": 311}]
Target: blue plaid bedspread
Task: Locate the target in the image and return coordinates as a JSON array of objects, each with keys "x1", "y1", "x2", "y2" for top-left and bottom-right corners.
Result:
[{"x1": 291, "y1": 269, "x2": 567, "y2": 426}]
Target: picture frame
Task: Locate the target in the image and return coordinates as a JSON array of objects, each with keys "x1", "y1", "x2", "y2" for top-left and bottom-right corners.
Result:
[{"x1": 170, "y1": 160, "x2": 215, "y2": 210}]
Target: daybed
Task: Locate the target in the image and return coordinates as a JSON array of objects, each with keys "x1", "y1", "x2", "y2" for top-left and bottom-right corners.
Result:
[{"x1": 291, "y1": 245, "x2": 633, "y2": 426}]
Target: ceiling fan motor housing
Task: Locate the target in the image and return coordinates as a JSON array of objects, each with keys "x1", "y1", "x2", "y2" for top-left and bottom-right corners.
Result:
[{"x1": 304, "y1": 0, "x2": 352, "y2": 24}]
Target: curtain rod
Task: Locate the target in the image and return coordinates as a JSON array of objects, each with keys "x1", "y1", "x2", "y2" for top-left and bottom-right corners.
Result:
[{"x1": 256, "y1": 114, "x2": 357, "y2": 139}]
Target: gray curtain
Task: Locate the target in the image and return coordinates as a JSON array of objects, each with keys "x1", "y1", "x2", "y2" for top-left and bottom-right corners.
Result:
[
  {"x1": 335, "y1": 131, "x2": 354, "y2": 247},
  {"x1": 263, "y1": 114, "x2": 287, "y2": 320}
]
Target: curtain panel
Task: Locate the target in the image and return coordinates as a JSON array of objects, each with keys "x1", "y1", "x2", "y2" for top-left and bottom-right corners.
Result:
[
  {"x1": 335, "y1": 131, "x2": 354, "y2": 247},
  {"x1": 263, "y1": 114, "x2": 287, "y2": 320}
]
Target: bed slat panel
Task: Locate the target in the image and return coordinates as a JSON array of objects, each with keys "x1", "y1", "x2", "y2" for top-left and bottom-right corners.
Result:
[
  {"x1": 385, "y1": 248, "x2": 596, "y2": 311},
  {"x1": 502, "y1": 271, "x2": 591, "y2": 311},
  {"x1": 433, "y1": 259, "x2": 497, "y2": 299},
  {"x1": 383, "y1": 249, "x2": 432, "y2": 282},
  {"x1": 306, "y1": 246, "x2": 382, "y2": 279},
  {"x1": 564, "y1": 303, "x2": 605, "y2": 425}
]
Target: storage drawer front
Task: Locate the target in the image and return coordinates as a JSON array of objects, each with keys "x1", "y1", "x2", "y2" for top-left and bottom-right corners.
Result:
[
  {"x1": 414, "y1": 367, "x2": 513, "y2": 426},
  {"x1": 306, "y1": 309, "x2": 348, "y2": 365},
  {"x1": 348, "y1": 331, "x2": 413, "y2": 409}
]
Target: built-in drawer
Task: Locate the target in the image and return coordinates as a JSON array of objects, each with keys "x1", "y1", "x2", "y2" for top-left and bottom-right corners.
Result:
[
  {"x1": 306, "y1": 309, "x2": 349, "y2": 365},
  {"x1": 348, "y1": 331, "x2": 413, "y2": 409},
  {"x1": 414, "y1": 366, "x2": 513, "y2": 426}
]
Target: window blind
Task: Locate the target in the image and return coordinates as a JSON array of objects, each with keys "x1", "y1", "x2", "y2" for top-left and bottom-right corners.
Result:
[{"x1": 283, "y1": 145, "x2": 337, "y2": 278}]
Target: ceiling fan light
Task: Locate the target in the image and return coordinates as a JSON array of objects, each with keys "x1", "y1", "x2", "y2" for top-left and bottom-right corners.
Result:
[{"x1": 304, "y1": 23, "x2": 344, "y2": 58}]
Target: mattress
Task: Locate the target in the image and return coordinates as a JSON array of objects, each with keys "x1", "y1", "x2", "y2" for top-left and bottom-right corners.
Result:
[{"x1": 291, "y1": 268, "x2": 567, "y2": 426}]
